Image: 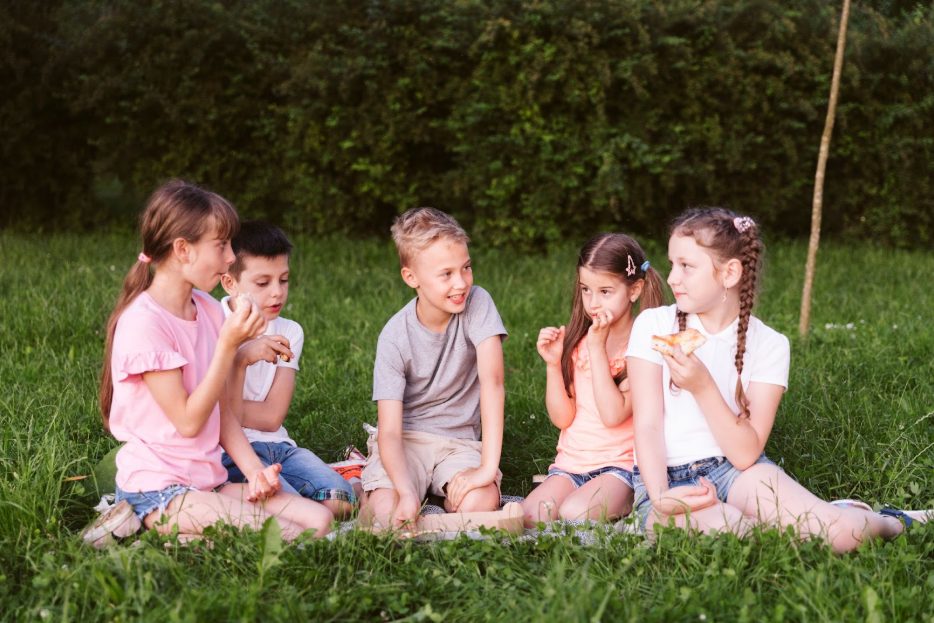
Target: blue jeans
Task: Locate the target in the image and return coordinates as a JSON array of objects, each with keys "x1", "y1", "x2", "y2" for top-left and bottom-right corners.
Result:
[
  {"x1": 222, "y1": 441, "x2": 355, "y2": 504},
  {"x1": 632, "y1": 454, "x2": 777, "y2": 530},
  {"x1": 548, "y1": 465, "x2": 634, "y2": 489}
]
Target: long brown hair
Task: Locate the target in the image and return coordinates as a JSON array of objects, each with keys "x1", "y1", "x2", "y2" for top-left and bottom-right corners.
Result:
[
  {"x1": 98, "y1": 180, "x2": 239, "y2": 429},
  {"x1": 560, "y1": 233, "x2": 664, "y2": 397},
  {"x1": 670, "y1": 207, "x2": 763, "y2": 419}
]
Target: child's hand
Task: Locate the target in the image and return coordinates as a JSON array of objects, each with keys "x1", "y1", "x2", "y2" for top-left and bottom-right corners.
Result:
[
  {"x1": 446, "y1": 467, "x2": 494, "y2": 510},
  {"x1": 655, "y1": 478, "x2": 718, "y2": 516},
  {"x1": 221, "y1": 294, "x2": 267, "y2": 348},
  {"x1": 587, "y1": 310, "x2": 614, "y2": 346},
  {"x1": 663, "y1": 346, "x2": 713, "y2": 394},
  {"x1": 246, "y1": 463, "x2": 283, "y2": 502},
  {"x1": 536, "y1": 326, "x2": 565, "y2": 366},
  {"x1": 235, "y1": 335, "x2": 293, "y2": 367},
  {"x1": 393, "y1": 490, "x2": 421, "y2": 529}
]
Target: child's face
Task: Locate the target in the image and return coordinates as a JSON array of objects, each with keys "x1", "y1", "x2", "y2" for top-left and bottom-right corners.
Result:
[
  {"x1": 184, "y1": 232, "x2": 236, "y2": 291},
  {"x1": 223, "y1": 254, "x2": 290, "y2": 321},
  {"x1": 578, "y1": 267, "x2": 639, "y2": 323},
  {"x1": 402, "y1": 238, "x2": 473, "y2": 319},
  {"x1": 666, "y1": 233, "x2": 724, "y2": 314}
]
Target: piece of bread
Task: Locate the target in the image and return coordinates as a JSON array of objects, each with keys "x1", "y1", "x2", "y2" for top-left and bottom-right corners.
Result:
[{"x1": 650, "y1": 328, "x2": 707, "y2": 356}]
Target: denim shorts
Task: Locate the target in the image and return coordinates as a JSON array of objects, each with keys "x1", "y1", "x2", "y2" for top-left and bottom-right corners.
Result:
[
  {"x1": 222, "y1": 441, "x2": 355, "y2": 504},
  {"x1": 548, "y1": 465, "x2": 634, "y2": 489},
  {"x1": 115, "y1": 484, "x2": 197, "y2": 521},
  {"x1": 632, "y1": 454, "x2": 777, "y2": 530}
]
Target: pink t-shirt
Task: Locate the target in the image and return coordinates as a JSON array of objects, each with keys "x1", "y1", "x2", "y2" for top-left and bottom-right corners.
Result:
[
  {"x1": 551, "y1": 341, "x2": 635, "y2": 473},
  {"x1": 109, "y1": 289, "x2": 228, "y2": 492}
]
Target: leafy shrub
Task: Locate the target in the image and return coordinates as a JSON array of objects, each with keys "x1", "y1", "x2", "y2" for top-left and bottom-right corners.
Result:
[{"x1": 1, "y1": 0, "x2": 930, "y2": 248}]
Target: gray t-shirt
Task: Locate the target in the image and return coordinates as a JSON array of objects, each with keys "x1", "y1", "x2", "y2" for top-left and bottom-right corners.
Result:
[{"x1": 372, "y1": 285, "x2": 508, "y2": 440}]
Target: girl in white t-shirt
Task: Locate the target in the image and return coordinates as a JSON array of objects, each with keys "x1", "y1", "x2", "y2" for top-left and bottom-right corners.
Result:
[
  {"x1": 626, "y1": 207, "x2": 919, "y2": 552},
  {"x1": 522, "y1": 233, "x2": 663, "y2": 527}
]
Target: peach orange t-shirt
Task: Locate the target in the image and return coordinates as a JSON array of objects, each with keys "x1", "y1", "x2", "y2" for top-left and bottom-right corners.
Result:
[
  {"x1": 109, "y1": 289, "x2": 228, "y2": 492},
  {"x1": 551, "y1": 341, "x2": 635, "y2": 473}
]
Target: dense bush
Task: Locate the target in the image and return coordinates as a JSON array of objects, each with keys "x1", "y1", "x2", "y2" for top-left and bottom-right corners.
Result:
[{"x1": 1, "y1": 0, "x2": 931, "y2": 248}]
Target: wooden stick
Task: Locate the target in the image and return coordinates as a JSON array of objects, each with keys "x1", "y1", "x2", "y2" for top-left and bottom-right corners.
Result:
[
  {"x1": 414, "y1": 502, "x2": 524, "y2": 534},
  {"x1": 800, "y1": 0, "x2": 851, "y2": 338}
]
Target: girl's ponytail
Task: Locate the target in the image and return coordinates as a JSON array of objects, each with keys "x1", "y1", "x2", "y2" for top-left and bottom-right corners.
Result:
[
  {"x1": 99, "y1": 261, "x2": 153, "y2": 429},
  {"x1": 639, "y1": 266, "x2": 665, "y2": 311}
]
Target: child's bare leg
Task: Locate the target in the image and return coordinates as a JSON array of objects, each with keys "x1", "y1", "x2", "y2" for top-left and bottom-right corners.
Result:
[
  {"x1": 359, "y1": 488, "x2": 406, "y2": 530},
  {"x1": 559, "y1": 474, "x2": 633, "y2": 522},
  {"x1": 217, "y1": 484, "x2": 332, "y2": 538},
  {"x1": 145, "y1": 489, "x2": 311, "y2": 540},
  {"x1": 521, "y1": 476, "x2": 576, "y2": 527},
  {"x1": 322, "y1": 499, "x2": 354, "y2": 520},
  {"x1": 444, "y1": 483, "x2": 499, "y2": 513},
  {"x1": 646, "y1": 501, "x2": 751, "y2": 537},
  {"x1": 728, "y1": 463, "x2": 902, "y2": 553}
]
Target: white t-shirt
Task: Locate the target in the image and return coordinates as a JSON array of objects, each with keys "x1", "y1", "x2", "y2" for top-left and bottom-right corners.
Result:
[
  {"x1": 220, "y1": 296, "x2": 304, "y2": 446},
  {"x1": 626, "y1": 304, "x2": 790, "y2": 466}
]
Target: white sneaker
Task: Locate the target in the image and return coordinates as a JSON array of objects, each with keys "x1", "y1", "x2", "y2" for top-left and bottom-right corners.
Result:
[{"x1": 80, "y1": 500, "x2": 141, "y2": 548}]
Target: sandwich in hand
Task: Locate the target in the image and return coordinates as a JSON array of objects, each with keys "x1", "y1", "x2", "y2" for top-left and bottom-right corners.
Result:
[{"x1": 650, "y1": 328, "x2": 706, "y2": 357}]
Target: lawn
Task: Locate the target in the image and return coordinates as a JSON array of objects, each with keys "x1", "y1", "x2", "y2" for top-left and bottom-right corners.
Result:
[{"x1": 0, "y1": 231, "x2": 931, "y2": 622}]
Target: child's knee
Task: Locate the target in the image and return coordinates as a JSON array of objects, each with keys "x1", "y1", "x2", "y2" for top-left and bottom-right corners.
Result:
[
  {"x1": 301, "y1": 503, "x2": 334, "y2": 537},
  {"x1": 456, "y1": 485, "x2": 500, "y2": 513},
  {"x1": 522, "y1": 498, "x2": 558, "y2": 527}
]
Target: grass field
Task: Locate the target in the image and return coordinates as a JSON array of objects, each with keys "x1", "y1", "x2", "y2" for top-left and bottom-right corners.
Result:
[{"x1": 0, "y1": 231, "x2": 932, "y2": 622}]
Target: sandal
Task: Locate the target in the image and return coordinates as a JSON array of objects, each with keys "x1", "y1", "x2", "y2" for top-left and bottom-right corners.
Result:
[
  {"x1": 879, "y1": 506, "x2": 932, "y2": 527},
  {"x1": 879, "y1": 507, "x2": 914, "y2": 528}
]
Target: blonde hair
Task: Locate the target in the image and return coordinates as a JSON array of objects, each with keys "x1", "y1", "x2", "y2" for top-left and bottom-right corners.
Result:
[{"x1": 390, "y1": 207, "x2": 469, "y2": 267}]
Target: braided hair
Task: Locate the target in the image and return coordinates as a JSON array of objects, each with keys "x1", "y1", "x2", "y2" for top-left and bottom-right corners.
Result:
[{"x1": 670, "y1": 208, "x2": 763, "y2": 419}]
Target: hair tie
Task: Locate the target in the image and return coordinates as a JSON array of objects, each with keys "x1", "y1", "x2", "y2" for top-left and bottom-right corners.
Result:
[
  {"x1": 138, "y1": 252, "x2": 152, "y2": 264},
  {"x1": 640, "y1": 260, "x2": 650, "y2": 273},
  {"x1": 733, "y1": 216, "x2": 755, "y2": 233}
]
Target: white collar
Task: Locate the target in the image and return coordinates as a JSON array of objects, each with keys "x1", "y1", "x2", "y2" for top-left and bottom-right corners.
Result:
[{"x1": 687, "y1": 313, "x2": 741, "y2": 343}]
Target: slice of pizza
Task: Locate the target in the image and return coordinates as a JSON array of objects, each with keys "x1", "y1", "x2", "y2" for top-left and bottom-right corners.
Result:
[{"x1": 650, "y1": 328, "x2": 707, "y2": 356}]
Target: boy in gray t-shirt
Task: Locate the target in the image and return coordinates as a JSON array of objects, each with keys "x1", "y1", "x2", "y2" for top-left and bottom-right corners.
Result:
[{"x1": 360, "y1": 208, "x2": 508, "y2": 530}]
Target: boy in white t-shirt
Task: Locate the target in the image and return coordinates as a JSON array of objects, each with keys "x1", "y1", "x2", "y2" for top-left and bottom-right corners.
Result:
[{"x1": 220, "y1": 221, "x2": 354, "y2": 518}]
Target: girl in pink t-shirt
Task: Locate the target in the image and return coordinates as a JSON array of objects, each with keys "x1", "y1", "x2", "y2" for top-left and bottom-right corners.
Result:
[
  {"x1": 95, "y1": 180, "x2": 332, "y2": 541},
  {"x1": 522, "y1": 233, "x2": 663, "y2": 527}
]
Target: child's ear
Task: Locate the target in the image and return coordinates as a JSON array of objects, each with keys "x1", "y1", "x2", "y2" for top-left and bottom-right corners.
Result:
[
  {"x1": 220, "y1": 273, "x2": 238, "y2": 296},
  {"x1": 400, "y1": 266, "x2": 419, "y2": 289},
  {"x1": 172, "y1": 238, "x2": 190, "y2": 263},
  {"x1": 721, "y1": 258, "x2": 743, "y2": 289},
  {"x1": 629, "y1": 279, "x2": 645, "y2": 303}
]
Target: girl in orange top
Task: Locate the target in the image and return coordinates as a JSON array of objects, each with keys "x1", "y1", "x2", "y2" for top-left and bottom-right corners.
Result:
[{"x1": 522, "y1": 233, "x2": 663, "y2": 527}]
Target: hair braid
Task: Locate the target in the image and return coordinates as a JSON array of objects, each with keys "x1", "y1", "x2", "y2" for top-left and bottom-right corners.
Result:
[
  {"x1": 667, "y1": 309, "x2": 690, "y2": 393},
  {"x1": 733, "y1": 228, "x2": 762, "y2": 419}
]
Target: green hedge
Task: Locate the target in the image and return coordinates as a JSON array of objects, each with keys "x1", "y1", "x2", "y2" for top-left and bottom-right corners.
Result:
[{"x1": 1, "y1": 0, "x2": 931, "y2": 248}]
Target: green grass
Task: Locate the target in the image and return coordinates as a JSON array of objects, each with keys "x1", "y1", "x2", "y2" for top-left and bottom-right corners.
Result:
[{"x1": 1, "y1": 231, "x2": 932, "y2": 622}]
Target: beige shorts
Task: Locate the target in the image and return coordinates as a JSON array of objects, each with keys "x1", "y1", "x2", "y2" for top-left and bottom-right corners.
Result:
[{"x1": 361, "y1": 429, "x2": 502, "y2": 499}]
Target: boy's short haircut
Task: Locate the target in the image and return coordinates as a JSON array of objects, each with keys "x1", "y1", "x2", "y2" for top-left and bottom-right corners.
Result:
[
  {"x1": 228, "y1": 220, "x2": 293, "y2": 278},
  {"x1": 390, "y1": 207, "x2": 470, "y2": 267}
]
